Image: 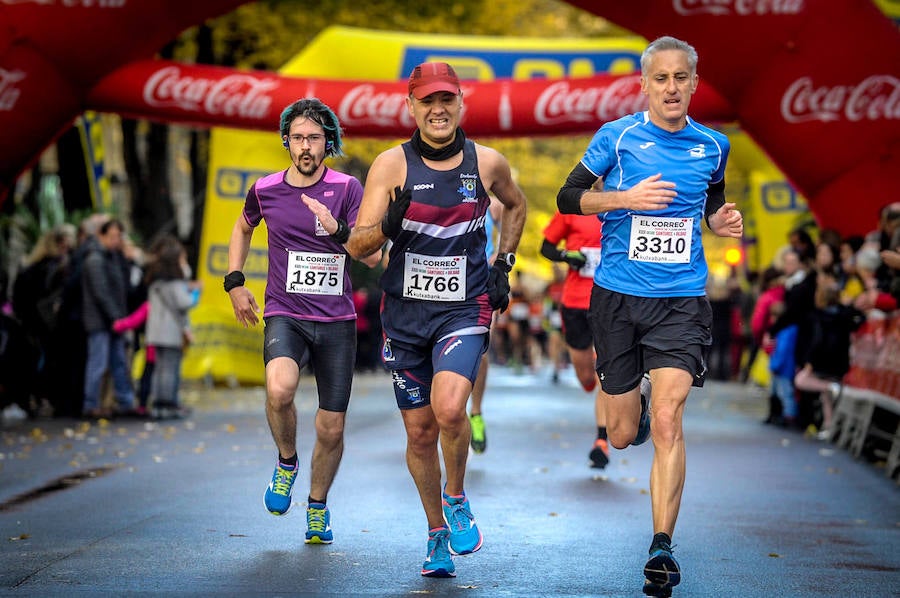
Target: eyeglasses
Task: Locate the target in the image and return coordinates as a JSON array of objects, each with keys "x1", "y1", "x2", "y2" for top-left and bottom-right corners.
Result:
[{"x1": 287, "y1": 134, "x2": 325, "y2": 145}]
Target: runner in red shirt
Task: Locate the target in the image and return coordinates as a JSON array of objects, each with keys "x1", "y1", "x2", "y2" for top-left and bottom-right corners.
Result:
[{"x1": 541, "y1": 211, "x2": 608, "y2": 468}]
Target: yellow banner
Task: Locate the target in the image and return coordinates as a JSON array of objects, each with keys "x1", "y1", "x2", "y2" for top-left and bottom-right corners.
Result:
[
  {"x1": 283, "y1": 26, "x2": 647, "y2": 80},
  {"x1": 745, "y1": 169, "x2": 810, "y2": 272},
  {"x1": 716, "y1": 128, "x2": 813, "y2": 274},
  {"x1": 76, "y1": 111, "x2": 111, "y2": 211},
  {"x1": 185, "y1": 26, "x2": 648, "y2": 383},
  {"x1": 873, "y1": 0, "x2": 900, "y2": 22},
  {"x1": 184, "y1": 128, "x2": 281, "y2": 382}
]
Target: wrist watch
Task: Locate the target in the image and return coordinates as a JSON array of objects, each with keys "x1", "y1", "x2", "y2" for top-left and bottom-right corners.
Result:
[{"x1": 495, "y1": 252, "x2": 516, "y2": 272}]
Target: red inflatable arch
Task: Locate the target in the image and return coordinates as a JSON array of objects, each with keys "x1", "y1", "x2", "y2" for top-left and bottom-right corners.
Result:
[
  {"x1": 568, "y1": 0, "x2": 900, "y2": 237},
  {"x1": 0, "y1": 0, "x2": 897, "y2": 236}
]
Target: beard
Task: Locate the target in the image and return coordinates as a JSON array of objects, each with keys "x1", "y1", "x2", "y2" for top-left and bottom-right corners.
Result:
[{"x1": 295, "y1": 152, "x2": 321, "y2": 176}]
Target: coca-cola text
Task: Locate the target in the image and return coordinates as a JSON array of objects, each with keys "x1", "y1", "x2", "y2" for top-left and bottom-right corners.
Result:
[
  {"x1": 0, "y1": 68, "x2": 24, "y2": 111},
  {"x1": 338, "y1": 85, "x2": 414, "y2": 129},
  {"x1": 143, "y1": 66, "x2": 277, "y2": 120},
  {"x1": 535, "y1": 76, "x2": 647, "y2": 126},
  {"x1": 781, "y1": 75, "x2": 900, "y2": 124},
  {"x1": 672, "y1": 0, "x2": 803, "y2": 16},
  {"x1": 0, "y1": 0, "x2": 126, "y2": 6}
]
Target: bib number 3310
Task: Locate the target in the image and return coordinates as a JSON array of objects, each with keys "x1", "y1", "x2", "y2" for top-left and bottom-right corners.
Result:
[{"x1": 628, "y1": 216, "x2": 692, "y2": 264}]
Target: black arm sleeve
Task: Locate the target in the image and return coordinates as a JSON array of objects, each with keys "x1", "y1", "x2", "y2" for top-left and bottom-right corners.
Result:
[
  {"x1": 557, "y1": 162, "x2": 597, "y2": 215},
  {"x1": 704, "y1": 179, "x2": 726, "y2": 228},
  {"x1": 540, "y1": 239, "x2": 564, "y2": 262}
]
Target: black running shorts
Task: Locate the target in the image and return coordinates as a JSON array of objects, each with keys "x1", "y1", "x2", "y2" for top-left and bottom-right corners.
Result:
[
  {"x1": 588, "y1": 286, "x2": 712, "y2": 395},
  {"x1": 263, "y1": 316, "x2": 356, "y2": 412},
  {"x1": 560, "y1": 305, "x2": 594, "y2": 351}
]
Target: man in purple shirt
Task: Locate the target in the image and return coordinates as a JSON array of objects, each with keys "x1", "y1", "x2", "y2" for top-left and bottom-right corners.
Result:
[{"x1": 225, "y1": 98, "x2": 380, "y2": 545}]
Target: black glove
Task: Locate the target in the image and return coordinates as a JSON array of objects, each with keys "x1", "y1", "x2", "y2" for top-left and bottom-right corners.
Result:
[
  {"x1": 560, "y1": 249, "x2": 586, "y2": 270},
  {"x1": 381, "y1": 186, "x2": 412, "y2": 239},
  {"x1": 486, "y1": 264, "x2": 510, "y2": 313}
]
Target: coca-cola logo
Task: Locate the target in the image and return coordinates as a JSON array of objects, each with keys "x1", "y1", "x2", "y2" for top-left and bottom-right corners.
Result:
[
  {"x1": 337, "y1": 84, "x2": 414, "y2": 129},
  {"x1": 780, "y1": 75, "x2": 900, "y2": 124},
  {"x1": 672, "y1": 0, "x2": 803, "y2": 16},
  {"x1": 0, "y1": 68, "x2": 25, "y2": 111},
  {"x1": 535, "y1": 76, "x2": 647, "y2": 126},
  {"x1": 143, "y1": 66, "x2": 277, "y2": 120},
  {"x1": 0, "y1": 0, "x2": 126, "y2": 6}
]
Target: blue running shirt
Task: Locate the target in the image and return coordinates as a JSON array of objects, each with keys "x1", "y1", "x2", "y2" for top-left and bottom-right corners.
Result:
[
  {"x1": 242, "y1": 167, "x2": 363, "y2": 321},
  {"x1": 581, "y1": 111, "x2": 730, "y2": 297}
]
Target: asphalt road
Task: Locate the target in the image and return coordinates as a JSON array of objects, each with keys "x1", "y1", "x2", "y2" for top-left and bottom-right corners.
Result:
[{"x1": 1, "y1": 366, "x2": 898, "y2": 597}]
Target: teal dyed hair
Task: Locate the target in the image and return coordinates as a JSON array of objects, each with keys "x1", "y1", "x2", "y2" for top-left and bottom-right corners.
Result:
[{"x1": 279, "y1": 98, "x2": 344, "y2": 157}]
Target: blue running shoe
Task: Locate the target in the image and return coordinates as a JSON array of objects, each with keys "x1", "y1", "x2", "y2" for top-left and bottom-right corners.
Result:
[
  {"x1": 421, "y1": 527, "x2": 455, "y2": 578},
  {"x1": 441, "y1": 491, "x2": 483, "y2": 555},
  {"x1": 305, "y1": 503, "x2": 333, "y2": 544},
  {"x1": 643, "y1": 538, "x2": 681, "y2": 596},
  {"x1": 633, "y1": 374, "x2": 652, "y2": 446},
  {"x1": 263, "y1": 461, "x2": 297, "y2": 515}
]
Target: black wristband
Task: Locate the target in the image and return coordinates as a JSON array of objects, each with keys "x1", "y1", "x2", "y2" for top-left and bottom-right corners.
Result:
[
  {"x1": 330, "y1": 218, "x2": 350, "y2": 244},
  {"x1": 224, "y1": 270, "x2": 245, "y2": 292}
]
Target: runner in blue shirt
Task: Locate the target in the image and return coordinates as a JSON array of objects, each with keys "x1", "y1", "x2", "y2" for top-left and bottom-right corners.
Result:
[
  {"x1": 557, "y1": 36, "x2": 743, "y2": 597},
  {"x1": 225, "y1": 98, "x2": 380, "y2": 547}
]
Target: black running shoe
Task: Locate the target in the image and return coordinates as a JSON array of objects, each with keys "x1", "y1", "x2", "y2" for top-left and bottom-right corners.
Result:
[
  {"x1": 643, "y1": 538, "x2": 680, "y2": 596},
  {"x1": 589, "y1": 438, "x2": 609, "y2": 469}
]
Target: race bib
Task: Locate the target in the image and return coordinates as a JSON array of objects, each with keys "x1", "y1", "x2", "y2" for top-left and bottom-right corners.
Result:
[
  {"x1": 628, "y1": 216, "x2": 693, "y2": 264},
  {"x1": 548, "y1": 309, "x2": 562, "y2": 329},
  {"x1": 402, "y1": 253, "x2": 466, "y2": 301},
  {"x1": 285, "y1": 251, "x2": 345, "y2": 295},
  {"x1": 579, "y1": 246, "x2": 602, "y2": 278},
  {"x1": 510, "y1": 302, "x2": 529, "y2": 320}
]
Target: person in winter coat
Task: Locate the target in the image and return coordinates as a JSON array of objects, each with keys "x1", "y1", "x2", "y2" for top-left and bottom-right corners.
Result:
[
  {"x1": 144, "y1": 236, "x2": 200, "y2": 418},
  {"x1": 794, "y1": 281, "x2": 865, "y2": 439},
  {"x1": 80, "y1": 218, "x2": 136, "y2": 418}
]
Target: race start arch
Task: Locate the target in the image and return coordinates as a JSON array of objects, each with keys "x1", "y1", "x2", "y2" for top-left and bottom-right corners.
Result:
[{"x1": 0, "y1": 0, "x2": 897, "y2": 236}]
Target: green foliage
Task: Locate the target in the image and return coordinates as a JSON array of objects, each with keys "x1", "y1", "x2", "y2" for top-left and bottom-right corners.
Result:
[{"x1": 196, "y1": 0, "x2": 624, "y2": 69}]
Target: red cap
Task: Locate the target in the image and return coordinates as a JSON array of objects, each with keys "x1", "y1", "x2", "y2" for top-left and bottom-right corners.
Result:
[{"x1": 408, "y1": 62, "x2": 460, "y2": 99}]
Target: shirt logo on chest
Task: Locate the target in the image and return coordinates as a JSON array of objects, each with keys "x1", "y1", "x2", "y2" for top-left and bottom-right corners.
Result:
[
  {"x1": 688, "y1": 144, "x2": 706, "y2": 158},
  {"x1": 639, "y1": 141, "x2": 656, "y2": 149},
  {"x1": 458, "y1": 174, "x2": 478, "y2": 203}
]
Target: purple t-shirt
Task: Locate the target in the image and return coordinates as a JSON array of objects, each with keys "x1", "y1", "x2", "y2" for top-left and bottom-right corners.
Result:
[{"x1": 243, "y1": 167, "x2": 363, "y2": 322}]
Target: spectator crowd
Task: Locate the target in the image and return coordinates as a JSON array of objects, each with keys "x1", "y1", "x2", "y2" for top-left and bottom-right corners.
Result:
[
  {"x1": 2, "y1": 202, "x2": 899, "y2": 431},
  {"x1": 1, "y1": 213, "x2": 199, "y2": 420}
]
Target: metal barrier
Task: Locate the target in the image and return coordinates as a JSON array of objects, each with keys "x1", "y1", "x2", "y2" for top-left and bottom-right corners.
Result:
[{"x1": 836, "y1": 312, "x2": 900, "y2": 480}]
